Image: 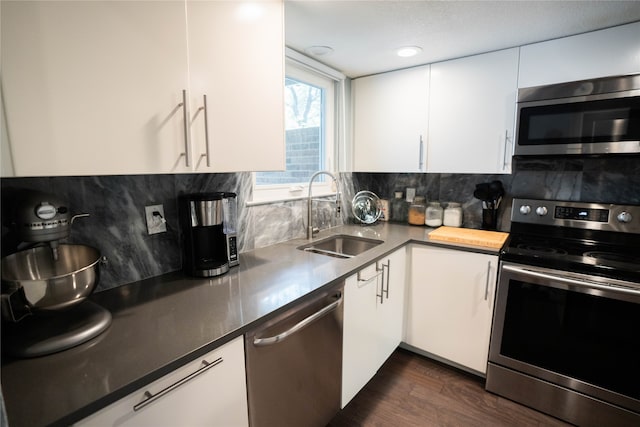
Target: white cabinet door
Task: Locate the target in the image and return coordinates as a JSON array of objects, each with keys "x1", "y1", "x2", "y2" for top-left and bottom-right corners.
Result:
[
  {"x1": 375, "y1": 247, "x2": 406, "y2": 369},
  {"x1": 353, "y1": 66, "x2": 429, "y2": 172},
  {"x1": 519, "y1": 22, "x2": 640, "y2": 88},
  {"x1": 405, "y1": 245, "x2": 497, "y2": 375},
  {"x1": 341, "y1": 262, "x2": 380, "y2": 408},
  {"x1": 186, "y1": 1, "x2": 285, "y2": 173},
  {"x1": 342, "y1": 247, "x2": 407, "y2": 407},
  {"x1": 1, "y1": 1, "x2": 190, "y2": 177},
  {"x1": 76, "y1": 336, "x2": 249, "y2": 427},
  {"x1": 427, "y1": 48, "x2": 518, "y2": 174},
  {"x1": 1, "y1": 1, "x2": 284, "y2": 177}
]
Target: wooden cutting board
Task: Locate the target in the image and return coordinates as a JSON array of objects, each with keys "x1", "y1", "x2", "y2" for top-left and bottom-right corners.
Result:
[{"x1": 428, "y1": 226, "x2": 509, "y2": 249}]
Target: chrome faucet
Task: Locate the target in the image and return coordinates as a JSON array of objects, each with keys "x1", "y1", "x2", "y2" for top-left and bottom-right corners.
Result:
[{"x1": 307, "y1": 171, "x2": 341, "y2": 239}]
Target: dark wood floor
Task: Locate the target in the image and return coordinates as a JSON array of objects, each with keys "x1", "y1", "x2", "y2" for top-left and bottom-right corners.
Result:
[{"x1": 328, "y1": 348, "x2": 572, "y2": 427}]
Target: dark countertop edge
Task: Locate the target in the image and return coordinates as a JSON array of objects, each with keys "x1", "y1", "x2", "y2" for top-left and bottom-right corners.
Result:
[
  {"x1": 6, "y1": 224, "x2": 504, "y2": 427},
  {"x1": 409, "y1": 238, "x2": 503, "y2": 256}
]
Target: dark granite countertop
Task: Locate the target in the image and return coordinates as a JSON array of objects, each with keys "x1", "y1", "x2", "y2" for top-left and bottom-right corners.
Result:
[{"x1": 1, "y1": 222, "x2": 502, "y2": 427}]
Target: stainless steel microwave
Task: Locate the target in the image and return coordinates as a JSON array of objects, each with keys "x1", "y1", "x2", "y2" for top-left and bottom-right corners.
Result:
[{"x1": 514, "y1": 73, "x2": 640, "y2": 157}]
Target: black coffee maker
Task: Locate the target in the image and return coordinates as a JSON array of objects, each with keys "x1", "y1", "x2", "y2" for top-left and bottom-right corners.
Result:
[{"x1": 179, "y1": 192, "x2": 239, "y2": 277}]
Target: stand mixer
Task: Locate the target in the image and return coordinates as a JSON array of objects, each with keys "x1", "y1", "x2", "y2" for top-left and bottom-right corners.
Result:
[{"x1": 1, "y1": 190, "x2": 111, "y2": 358}]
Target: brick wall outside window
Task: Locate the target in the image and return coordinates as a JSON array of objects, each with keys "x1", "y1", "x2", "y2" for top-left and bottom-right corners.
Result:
[{"x1": 255, "y1": 126, "x2": 322, "y2": 185}]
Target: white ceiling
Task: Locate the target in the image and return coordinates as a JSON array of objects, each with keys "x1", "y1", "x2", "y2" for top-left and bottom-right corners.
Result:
[{"x1": 285, "y1": 1, "x2": 640, "y2": 78}]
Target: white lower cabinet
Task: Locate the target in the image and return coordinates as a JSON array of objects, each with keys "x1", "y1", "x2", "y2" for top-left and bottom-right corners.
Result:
[
  {"x1": 76, "y1": 336, "x2": 249, "y2": 427},
  {"x1": 342, "y1": 247, "x2": 406, "y2": 407},
  {"x1": 405, "y1": 245, "x2": 497, "y2": 375}
]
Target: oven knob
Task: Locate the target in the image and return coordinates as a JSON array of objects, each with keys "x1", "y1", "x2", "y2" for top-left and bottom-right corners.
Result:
[
  {"x1": 519, "y1": 205, "x2": 531, "y2": 215},
  {"x1": 617, "y1": 211, "x2": 633, "y2": 223},
  {"x1": 535, "y1": 206, "x2": 548, "y2": 216}
]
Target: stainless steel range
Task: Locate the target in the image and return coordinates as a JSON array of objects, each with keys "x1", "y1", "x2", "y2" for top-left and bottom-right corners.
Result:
[{"x1": 486, "y1": 198, "x2": 640, "y2": 427}]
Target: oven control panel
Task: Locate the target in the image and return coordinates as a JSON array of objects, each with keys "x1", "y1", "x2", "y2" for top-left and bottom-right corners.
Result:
[
  {"x1": 512, "y1": 198, "x2": 640, "y2": 233},
  {"x1": 554, "y1": 206, "x2": 610, "y2": 222}
]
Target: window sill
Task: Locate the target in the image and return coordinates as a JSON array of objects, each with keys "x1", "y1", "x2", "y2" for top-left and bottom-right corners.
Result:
[{"x1": 246, "y1": 190, "x2": 338, "y2": 207}]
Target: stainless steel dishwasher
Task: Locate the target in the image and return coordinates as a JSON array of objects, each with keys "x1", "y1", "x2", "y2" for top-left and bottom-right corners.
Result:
[{"x1": 245, "y1": 281, "x2": 343, "y2": 427}]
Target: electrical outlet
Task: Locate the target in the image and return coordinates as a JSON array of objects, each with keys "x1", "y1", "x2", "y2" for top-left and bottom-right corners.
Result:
[{"x1": 145, "y1": 204, "x2": 167, "y2": 235}]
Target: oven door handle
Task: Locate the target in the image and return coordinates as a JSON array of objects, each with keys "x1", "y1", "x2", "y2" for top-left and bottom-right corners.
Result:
[{"x1": 502, "y1": 264, "x2": 640, "y2": 297}]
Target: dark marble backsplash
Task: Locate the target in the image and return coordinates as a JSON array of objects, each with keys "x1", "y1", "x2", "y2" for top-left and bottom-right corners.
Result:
[
  {"x1": 1, "y1": 172, "x2": 352, "y2": 291},
  {"x1": 354, "y1": 156, "x2": 640, "y2": 231},
  {"x1": 2, "y1": 155, "x2": 638, "y2": 291}
]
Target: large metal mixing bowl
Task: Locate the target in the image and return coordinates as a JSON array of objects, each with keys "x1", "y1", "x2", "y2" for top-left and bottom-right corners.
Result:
[{"x1": 1, "y1": 244, "x2": 101, "y2": 318}]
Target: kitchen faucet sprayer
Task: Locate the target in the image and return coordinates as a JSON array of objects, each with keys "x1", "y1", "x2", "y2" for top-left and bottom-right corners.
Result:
[{"x1": 307, "y1": 171, "x2": 341, "y2": 239}]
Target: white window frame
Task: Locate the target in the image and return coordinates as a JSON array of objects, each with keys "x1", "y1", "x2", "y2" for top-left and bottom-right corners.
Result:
[{"x1": 249, "y1": 48, "x2": 346, "y2": 206}]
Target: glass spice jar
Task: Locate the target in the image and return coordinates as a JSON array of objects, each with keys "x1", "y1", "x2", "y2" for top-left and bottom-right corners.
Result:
[
  {"x1": 390, "y1": 191, "x2": 408, "y2": 222},
  {"x1": 443, "y1": 202, "x2": 463, "y2": 227},
  {"x1": 408, "y1": 196, "x2": 426, "y2": 225},
  {"x1": 425, "y1": 201, "x2": 443, "y2": 227}
]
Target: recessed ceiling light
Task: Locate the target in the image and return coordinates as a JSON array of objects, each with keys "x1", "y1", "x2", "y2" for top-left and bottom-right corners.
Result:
[
  {"x1": 304, "y1": 46, "x2": 334, "y2": 56},
  {"x1": 396, "y1": 46, "x2": 422, "y2": 58}
]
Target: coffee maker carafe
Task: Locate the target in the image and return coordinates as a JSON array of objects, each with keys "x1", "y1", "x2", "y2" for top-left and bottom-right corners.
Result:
[{"x1": 179, "y1": 193, "x2": 239, "y2": 277}]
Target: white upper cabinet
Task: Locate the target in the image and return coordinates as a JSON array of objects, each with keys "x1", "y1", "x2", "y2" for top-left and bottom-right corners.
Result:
[
  {"x1": 1, "y1": 1, "x2": 284, "y2": 177},
  {"x1": 352, "y1": 66, "x2": 429, "y2": 172},
  {"x1": 2, "y1": 1, "x2": 190, "y2": 177},
  {"x1": 519, "y1": 22, "x2": 640, "y2": 88},
  {"x1": 427, "y1": 48, "x2": 519, "y2": 174},
  {"x1": 186, "y1": 1, "x2": 284, "y2": 173}
]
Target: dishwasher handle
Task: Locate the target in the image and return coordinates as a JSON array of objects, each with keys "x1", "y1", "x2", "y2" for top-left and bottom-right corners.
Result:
[{"x1": 253, "y1": 292, "x2": 342, "y2": 347}]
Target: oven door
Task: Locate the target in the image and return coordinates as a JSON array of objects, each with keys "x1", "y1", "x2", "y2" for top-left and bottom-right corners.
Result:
[{"x1": 488, "y1": 261, "x2": 640, "y2": 415}]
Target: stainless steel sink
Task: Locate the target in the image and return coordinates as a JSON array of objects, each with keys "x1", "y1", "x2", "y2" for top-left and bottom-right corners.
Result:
[{"x1": 297, "y1": 235, "x2": 383, "y2": 259}]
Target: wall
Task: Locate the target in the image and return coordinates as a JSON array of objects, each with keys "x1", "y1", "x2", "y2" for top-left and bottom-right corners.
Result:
[{"x1": 1, "y1": 155, "x2": 638, "y2": 291}]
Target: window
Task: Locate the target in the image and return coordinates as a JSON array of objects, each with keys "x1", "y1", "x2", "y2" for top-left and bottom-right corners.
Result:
[{"x1": 251, "y1": 50, "x2": 344, "y2": 204}]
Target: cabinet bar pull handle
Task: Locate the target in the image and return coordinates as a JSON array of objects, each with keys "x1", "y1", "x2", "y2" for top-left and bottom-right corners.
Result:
[
  {"x1": 199, "y1": 94, "x2": 211, "y2": 167},
  {"x1": 418, "y1": 135, "x2": 424, "y2": 171},
  {"x1": 133, "y1": 357, "x2": 223, "y2": 411},
  {"x1": 179, "y1": 89, "x2": 191, "y2": 167},
  {"x1": 374, "y1": 261, "x2": 390, "y2": 304},
  {"x1": 253, "y1": 292, "x2": 342, "y2": 346},
  {"x1": 502, "y1": 130, "x2": 510, "y2": 171},
  {"x1": 484, "y1": 261, "x2": 491, "y2": 301},
  {"x1": 382, "y1": 260, "x2": 390, "y2": 300},
  {"x1": 357, "y1": 268, "x2": 383, "y2": 286}
]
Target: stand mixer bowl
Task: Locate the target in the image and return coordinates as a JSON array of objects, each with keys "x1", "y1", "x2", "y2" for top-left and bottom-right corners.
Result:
[{"x1": 1, "y1": 244, "x2": 101, "y2": 321}]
